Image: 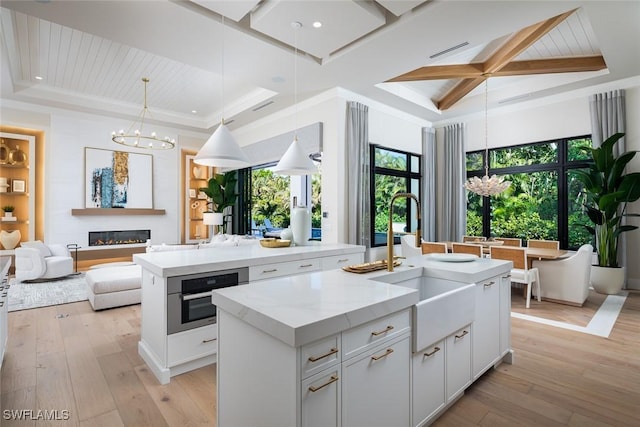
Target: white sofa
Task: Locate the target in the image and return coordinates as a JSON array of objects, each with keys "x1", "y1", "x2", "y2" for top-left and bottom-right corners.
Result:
[
  {"x1": 532, "y1": 244, "x2": 593, "y2": 306},
  {"x1": 15, "y1": 241, "x2": 74, "y2": 282}
]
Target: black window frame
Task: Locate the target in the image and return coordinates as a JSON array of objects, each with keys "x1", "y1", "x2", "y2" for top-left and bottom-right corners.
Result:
[
  {"x1": 466, "y1": 134, "x2": 592, "y2": 250},
  {"x1": 369, "y1": 144, "x2": 422, "y2": 247}
]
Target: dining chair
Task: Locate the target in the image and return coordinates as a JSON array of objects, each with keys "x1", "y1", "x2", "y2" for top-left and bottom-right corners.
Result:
[
  {"x1": 451, "y1": 242, "x2": 482, "y2": 257},
  {"x1": 494, "y1": 237, "x2": 522, "y2": 247},
  {"x1": 490, "y1": 246, "x2": 540, "y2": 308},
  {"x1": 462, "y1": 235, "x2": 486, "y2": 243},
  {"x1": 421, "y1": 242, "x2": 448, "y2": 254},
  {"x1": 527, "y1": 239, "x2": 559, "y2": 249}
]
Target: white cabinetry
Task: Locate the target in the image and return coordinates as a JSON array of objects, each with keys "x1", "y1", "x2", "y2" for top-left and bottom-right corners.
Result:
[
  {"x1": 446, "y1": 326, "x2": 472, "y2": 402},
  {"x1": 301, "y1": 367, "x2": 341, "y2": 427},
  {"x1": 412, "y1": 340, "x2": 445, "y2": 426}
]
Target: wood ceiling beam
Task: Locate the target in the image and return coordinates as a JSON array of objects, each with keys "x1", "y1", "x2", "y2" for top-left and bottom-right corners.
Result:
[
  {"x1": 385, "y1": 64, "x2": 485, "y2": 82},
  {"x1": 493, "y1": 55, "x2": 607, "y2": 76},
  {"x1": 437, "y1": 77, "x2": 486, "y2": 111}
]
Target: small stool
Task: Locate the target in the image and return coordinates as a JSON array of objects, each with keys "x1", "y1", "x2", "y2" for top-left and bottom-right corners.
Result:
[{"x1": 85, "y1": 265, "x2": 142, "y2": 310}]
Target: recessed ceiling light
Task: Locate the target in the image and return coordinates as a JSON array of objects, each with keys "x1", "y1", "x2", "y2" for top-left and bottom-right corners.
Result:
[
  {"x1": 192, "y1": 110, "x2": 197, "y2": 114},
  {"x1": 312, "y1": 21, "x2": 322, "y2": 28},
  {"x1": 35, "y1": 76, "x2": 43, "y2": 80}
]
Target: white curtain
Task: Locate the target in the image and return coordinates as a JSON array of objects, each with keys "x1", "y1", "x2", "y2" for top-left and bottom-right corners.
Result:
[
  {"x1": 589, "y1": 89, "x2": 628, "y2": 285},
  {"x1": 442, "y1": 124, "x2": 467, "y2": 242},
  {"x1": 422, "y1": 127, "x2": 436, "y2": 241},
  {"x1": 346, "y1": 101, "x2": 371, "y2": 260}
]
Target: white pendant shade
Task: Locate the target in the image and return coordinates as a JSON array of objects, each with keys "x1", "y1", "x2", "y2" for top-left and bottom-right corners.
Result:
[
  {"x1": 273, "y1": 137, "x2": 316, "y2": 175},
  {"x1": 194, "y1": 122, "x2": 249, "y2": 168}
]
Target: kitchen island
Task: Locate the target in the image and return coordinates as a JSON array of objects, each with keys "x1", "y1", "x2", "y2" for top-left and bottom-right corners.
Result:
[
  {"x1": 212, "y1": 255, "x2": 513, "y2": 427},
  {"x1": 133, "y1": 242, "x2": 365, "y2": 384}
]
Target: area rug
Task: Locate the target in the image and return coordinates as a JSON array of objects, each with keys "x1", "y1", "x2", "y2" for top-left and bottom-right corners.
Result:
[{"x1": 7, "y1": 273, "x2": 88, "y2": 312}]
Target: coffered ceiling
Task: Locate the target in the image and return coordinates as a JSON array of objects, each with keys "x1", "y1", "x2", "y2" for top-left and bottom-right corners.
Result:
[{"x1": 1, "y1": 1, "x2": 638, "y2": 134}]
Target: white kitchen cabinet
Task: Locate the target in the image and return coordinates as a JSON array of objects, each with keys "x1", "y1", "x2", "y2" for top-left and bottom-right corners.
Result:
[
  {"x1": 446, "y1": 325, "x2": 472, "y2": 402},
  {"x1": 167, "y1": 324, "x2": 217, "y2": 367},
  {"x1": 301, "y1": 333, "x2": 340, "y2": 379},
  {"x1": 249, "y1": 258, "x2": 321, "y2": 281},
  {"x1": 412, "y1": 340, "x2": 445, "y2": 427},
  {"x1": 472, "y1": 274, "x2": 501, "y2": 379},
  {"x1": 341, "y1": 334, "x2": 411, "y2": 427},
  {"x1": 320, "y1": 253, "x2": 364, "y2": 271},
  {"x1": 301, "y1": 367, "x2": 341, "y2": 427},
  {"x1": 499, "y1": 272, "x2": 512, "y2": 358}
]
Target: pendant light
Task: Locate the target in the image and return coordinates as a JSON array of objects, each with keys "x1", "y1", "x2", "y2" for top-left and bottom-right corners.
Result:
[
  {"x1": 111, "y1": 77, "x2": 176, "y2": 149},
  {"x1": 464, "y1": 79, "x2": 511, "y2": 196},
  {"x1": 273, "y1": 21, "x2": 316, "y2": 175},
  {"x1": 195, "y1": 15, "x2": 249, "y2": 168}
]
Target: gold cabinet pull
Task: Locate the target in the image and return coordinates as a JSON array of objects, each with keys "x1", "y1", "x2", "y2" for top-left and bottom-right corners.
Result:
[
  {"x1": 308, "y1": 375, "x2": 339, "y2": 392},
  {"x1": 308, "y1": 347, "x2": 338, "y2": 362},
  {"x1": 483, "y1": 281, "x2": 495, "y2": 288},
  {"x1": 371, "y1": 325, "x2": 394, "y2": 336},
  {"x1": 262, "y1": 269, "x2": 278, "y2": 273},
  {"x1": 371, "y1": 348, "x2": 394, "y2": 361},
  {"x1": 502, "y1": 274, "x2": 511, "y2": 279},
  {"x1": 337, "y1": 258, "x2": 349, "y2": 263},
  {"x1": 299, "y1": 264, "x2": 314, "y2": 268},
  {"x1": 455, "y1": 330, "x2": 469, "y2": 340},
  {"x1": 202, "y1": 338, "x2": 217, "y2": 344},
  {"x1": 423, "y1": 346, "x2": 441, "y2": 357}
]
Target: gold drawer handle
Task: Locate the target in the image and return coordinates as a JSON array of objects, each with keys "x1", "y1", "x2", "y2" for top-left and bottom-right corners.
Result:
[
  {"x1": 502, "y1": 274, "x2": 511, "y2": 279},
  {"x1": 202, "y1": 338, "x2": 217, "y2": 344},
  {"x1": 337, "y1": 258, "x2": 349, "y2": 263},
  {"x1": 262, "y1": 269, "x2": 278, "y2": 273},
  {"x1": 308, "y1": 347, "x2": 338, "y2": 362},
  {"x1": 308, "y1": 375, "x2": 339, "y2": 392},
  {"x1": 299, "y1": 264, "x2": 314, "y2": 268},
  {"x1": 371, "y1": 348, "x2": 394, "y2": 361},
  {"x1": 455, "y1": 330, "x2": 469, "y2": 340},
  {"x1": 423, "y1": 346, "x2": 441, "y2": 357},
  {"x1": 483, "y1": 281, "x2": 495, "y2": 288},
  {"x1": 371, "y1": 325, "x2": 394, "y2": 336}
]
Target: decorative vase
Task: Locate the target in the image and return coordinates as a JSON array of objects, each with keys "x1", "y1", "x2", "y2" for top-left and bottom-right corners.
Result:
[
  {"x1": 280, "y1": 227, "x2": 293, "y2": 241},
  {"x1": 590, "y1": 265, "x2": 625, "y2": 295},
  {"x1": 0, "y1": 229, "x2": 21, "y2": 250},
  {"x1": 291, "y1": 205, "x2": 311, "y2": 246}
]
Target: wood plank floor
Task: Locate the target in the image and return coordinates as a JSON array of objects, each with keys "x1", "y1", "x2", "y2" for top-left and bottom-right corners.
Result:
[{"x1": 2, "y1": 291, "x2": 639, "y2": 426}]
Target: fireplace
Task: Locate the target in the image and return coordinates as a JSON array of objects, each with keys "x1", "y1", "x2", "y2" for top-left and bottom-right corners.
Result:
[{"x1": 89, "y1": 229, "x2": 150, "y2": 246}]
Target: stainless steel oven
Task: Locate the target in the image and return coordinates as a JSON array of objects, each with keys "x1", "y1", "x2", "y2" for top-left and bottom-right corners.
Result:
[{"x1": 167, "y1": 267, "x2": 249, "y2": 334}]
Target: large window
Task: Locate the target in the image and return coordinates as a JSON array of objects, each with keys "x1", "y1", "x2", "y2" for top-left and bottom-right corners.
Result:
[
  {"x1": 466, "y1": 136, "x2": 592, "y2": 249},
  {"x1": 370, "y1": 145, "x2": 421, "y2": 247}
]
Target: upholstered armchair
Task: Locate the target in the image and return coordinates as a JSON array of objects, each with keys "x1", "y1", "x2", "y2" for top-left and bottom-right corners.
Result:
[
  {"x1": 15, "y1": 241, "x2": 74, "y2": 282},
  {"x1": 532, "y1": 244, "x2": 593, "y2": 306}
]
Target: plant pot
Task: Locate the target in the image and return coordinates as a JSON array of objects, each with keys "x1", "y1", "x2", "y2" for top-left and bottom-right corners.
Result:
[
  {"x1": 590, "y1": 265, "x2": 625, "y2": 295},
  {"x1": 4, "y1": 212, "x2": 12, "y2": 218}
]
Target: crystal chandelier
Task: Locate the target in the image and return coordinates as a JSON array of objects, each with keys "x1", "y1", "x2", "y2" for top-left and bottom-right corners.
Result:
[
  {"x1": 112, "y1": 78, "x2": 175, "y2": 149},
  {"x1": 464, "y1": 79, "x2": 510, "y2": 196}
]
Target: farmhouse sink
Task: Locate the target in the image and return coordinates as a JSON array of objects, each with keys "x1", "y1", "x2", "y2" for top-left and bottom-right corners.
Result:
[{"x1": 371, "y1": 268, "x2": 475, "y2": 352}]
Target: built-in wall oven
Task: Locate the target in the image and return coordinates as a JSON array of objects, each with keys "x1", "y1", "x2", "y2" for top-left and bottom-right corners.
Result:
[{"x1": 167, "y1": 267, "x2": 249, "y2": 334}]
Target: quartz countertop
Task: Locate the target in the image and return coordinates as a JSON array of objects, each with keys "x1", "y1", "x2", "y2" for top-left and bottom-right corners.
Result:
[
  {"x1": 212, "y1": 254, "x2": 511, "y2": 347},
  {"x1": 133, "y1": 242, "x2": 365, "y2": 277}
]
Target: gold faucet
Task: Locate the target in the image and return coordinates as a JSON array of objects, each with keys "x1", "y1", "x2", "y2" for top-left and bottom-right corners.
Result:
[{"x1": 387, "y1": 193, "x2": 422, "y2": 272}]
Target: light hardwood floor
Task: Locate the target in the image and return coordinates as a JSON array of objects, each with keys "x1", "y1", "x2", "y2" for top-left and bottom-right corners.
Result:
[{"x1": 2, "y1": 291, "x2": 639, "y2": 426}]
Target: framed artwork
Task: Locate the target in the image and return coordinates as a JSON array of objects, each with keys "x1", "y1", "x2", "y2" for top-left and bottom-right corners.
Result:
[
  {"x1": 189, "y1": 189, "x2": 197, "y2": 198},
  {"x1": 12, "y1": 179, "x2": 25, "y2": 192},
  {"x1": 85, "y1": 147, "x2": 153, "y2": 208}
]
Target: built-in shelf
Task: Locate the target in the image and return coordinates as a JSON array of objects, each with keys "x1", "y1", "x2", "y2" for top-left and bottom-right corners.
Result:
[{"x1": 71, "y1": 208, "x2": 166, "y2": 216}]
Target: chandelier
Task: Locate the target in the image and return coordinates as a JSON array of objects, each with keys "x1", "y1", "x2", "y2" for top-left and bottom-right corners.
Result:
[
  {"x1": 464, "y1": 79, "x2": 510, "y2": 196},
  {"x1": 112, "y1": 77, "x2": 175, "y2": 150}
]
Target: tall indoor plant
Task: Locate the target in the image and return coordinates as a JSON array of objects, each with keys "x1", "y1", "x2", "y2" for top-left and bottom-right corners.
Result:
[
  {"x1": 575, "y1": 132, "x2": 640, "y2": 294},
  {"x1": 199, "y1": 170, "x2": 239, "y2": 235}
]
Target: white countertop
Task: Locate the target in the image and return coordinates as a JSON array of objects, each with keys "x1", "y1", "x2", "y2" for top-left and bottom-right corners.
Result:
[
  {"x1": 212, "y1": 255, "x2": 511, "y2": 347},
  {"x1": 133, "y1": 242, "x2": 365, "y2": 277}
]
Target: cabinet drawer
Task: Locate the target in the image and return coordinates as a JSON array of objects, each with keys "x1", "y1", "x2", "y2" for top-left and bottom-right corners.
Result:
[
  {"x1": 320, "y1": 253, "x2": 364, "y2": 271},
  {"x1": 342, "y1": 309, "x2": 411, "y2": 360},
  {"x1": 446, "y1": 325, "x2": 472, "y2": 402},
  {"x1": 249, "y1": 258, "x2": 321, "y2": 281},
  {"x1": 301, "y1": 367, "x2": 341, "y2": 427},
  {"x1": 300, "y1": 334, "x2": 341, "y2": 379},
  {"x1": 167, "y1": 325, "x2": 217, "y2": 367}
]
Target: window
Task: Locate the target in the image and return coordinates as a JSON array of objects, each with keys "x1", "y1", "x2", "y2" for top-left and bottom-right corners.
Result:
[
  {"x1": 466, "y1": 135, "x2": 592, "y2": 249},
  {"x1": 370, "y1": 145, "x2": 422, "y2": 247}
]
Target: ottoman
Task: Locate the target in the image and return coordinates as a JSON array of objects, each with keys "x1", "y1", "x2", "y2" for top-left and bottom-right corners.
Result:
[{"x1": 86, "y1": 264, "x2": 142, "y2": 310}]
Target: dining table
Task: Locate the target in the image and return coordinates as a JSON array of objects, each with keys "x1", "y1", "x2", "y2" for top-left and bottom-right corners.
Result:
[{"x1": 442, "y1": 241, "x2": 568, "y2": 267}]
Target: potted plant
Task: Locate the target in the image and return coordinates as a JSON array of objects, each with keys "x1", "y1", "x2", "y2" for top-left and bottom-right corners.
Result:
[
  {"x1": 575, "y1": 132, "x2": 640, "y2": 294},
  {"x1": 2, "y1": 205, "x2": 14, "y2": 218},
  {"x1": 199, "y1": 170, "x2": 239, "y2": 235}
]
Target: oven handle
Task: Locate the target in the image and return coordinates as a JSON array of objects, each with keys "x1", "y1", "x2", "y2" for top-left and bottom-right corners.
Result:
[{"x1": 181, "y1": 290, "x2": 215, "y2": 301}]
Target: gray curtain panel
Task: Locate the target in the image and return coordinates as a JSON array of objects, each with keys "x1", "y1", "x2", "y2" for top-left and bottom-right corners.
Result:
[
  {"x1": 422, "y1": 127, "x2": 436, "y2": 241},
  {"x1": 346, "y1": 101, "x2": 371, "y2": 260},
  {"x1": 442, "y1": 123, "x2": 467, "y2": 242},
  {"x1": 589, "y1": 89, "x2": 628, "y2": 285}
]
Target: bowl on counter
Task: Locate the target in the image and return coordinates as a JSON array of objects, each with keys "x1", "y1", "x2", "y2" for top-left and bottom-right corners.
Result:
[{"x1": 259, "y1": 238, "x2": 292, "y2": 248}]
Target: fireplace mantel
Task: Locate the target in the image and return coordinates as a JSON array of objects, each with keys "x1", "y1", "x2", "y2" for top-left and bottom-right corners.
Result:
[{"x1": 71, "y1": 208, "x2": 165, "y2": 216}]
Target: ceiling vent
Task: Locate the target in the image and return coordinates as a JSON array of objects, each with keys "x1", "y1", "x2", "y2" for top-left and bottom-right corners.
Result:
[{"x1": 429, "y1": 41, "x2": 469, "y2": 59}]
